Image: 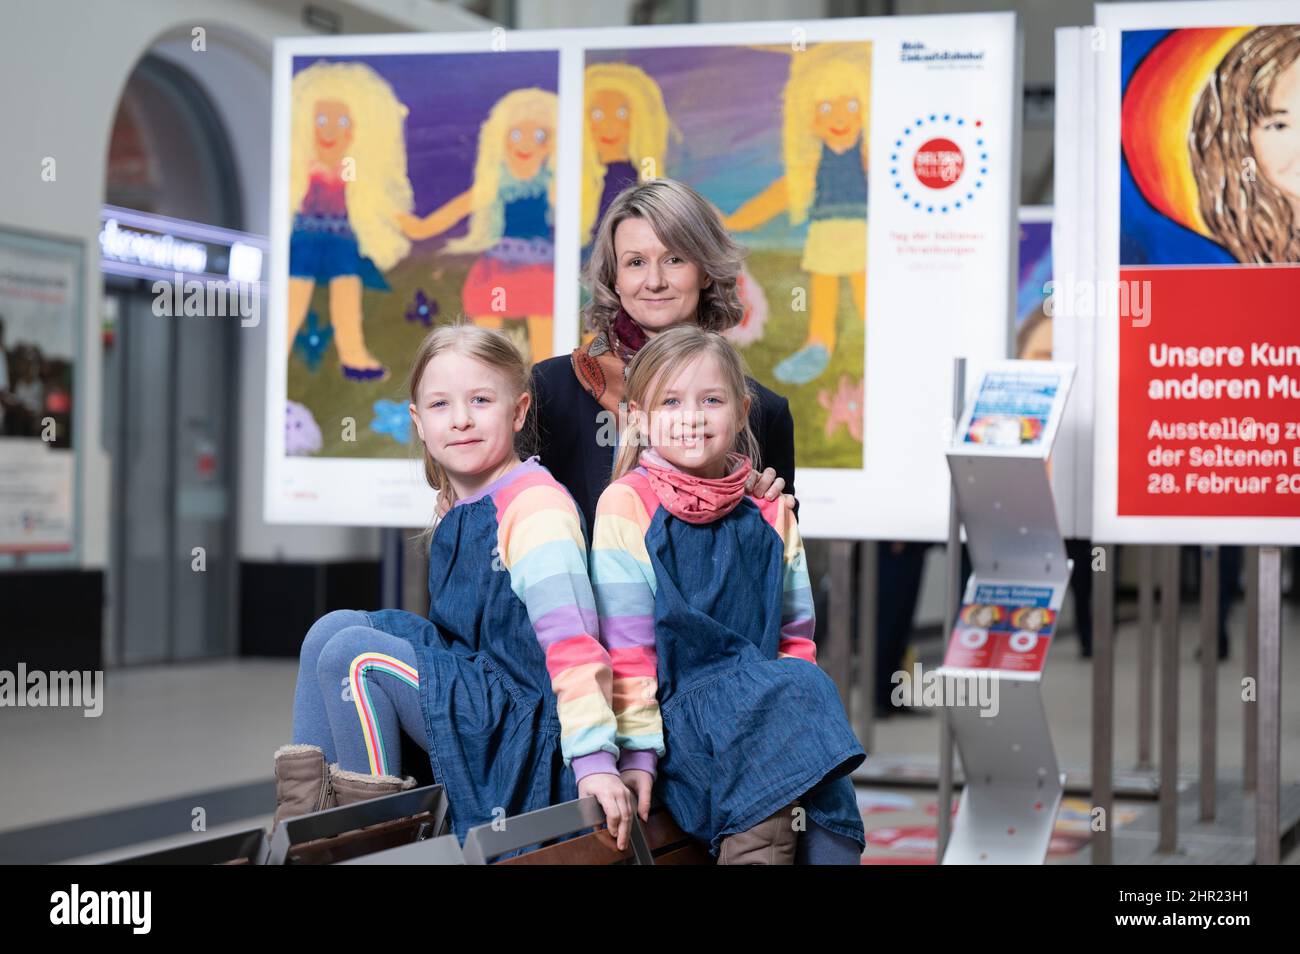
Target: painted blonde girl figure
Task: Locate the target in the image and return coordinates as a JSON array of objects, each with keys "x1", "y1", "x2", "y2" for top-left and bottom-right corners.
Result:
[
  {"x1": 722, "y1": 44, "x2": 870, "y2": 385},
  {"x1": 580, "y1": 61, "x2": 766, "y2": 347},
  {"x1": 288, "y1": 61, "x2": 416, "y2": 382},
  {"x1": 581, "y1": 63, "x2": 670, "y2": 247},
  {"x1": 402, "y1": 88, "x2": 558, "y2": 364}
]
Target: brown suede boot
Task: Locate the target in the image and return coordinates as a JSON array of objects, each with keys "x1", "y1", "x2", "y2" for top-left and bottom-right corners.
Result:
[
  {"x1": 328, "y1": 764, "x2": 417, "y2": 806},
  {"x1": 272, "y1": 744, "x2": 335, "y2": 829},
  {"x1": 717, "y1": 800, "x2": 801, "y2": 865}
]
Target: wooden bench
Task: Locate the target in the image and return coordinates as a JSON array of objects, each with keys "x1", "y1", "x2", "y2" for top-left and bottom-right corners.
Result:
[
  {"x1": 109, "y1": 784, "x2": 713, "y2": 866},
  {"x1": 267, "y1": 783, "x2": 450, "y2": 865},
  {"x1": 641, "y1": 805, "x2": 714, "y2": 865},
  {"x1": 462, "y1": 797, "x2": 713, "y2": 865},
  {"x1": 338, "y1": 832, "x2": 464, "y2": 865}
]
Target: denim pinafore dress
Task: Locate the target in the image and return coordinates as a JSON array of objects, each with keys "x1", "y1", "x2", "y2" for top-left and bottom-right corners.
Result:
[
  {"x1": 368, "y1": 476, "x2": 580, "y2": 843},
  {"x1": 645, "y1": 498, "x2": 866, "y2": 854}
]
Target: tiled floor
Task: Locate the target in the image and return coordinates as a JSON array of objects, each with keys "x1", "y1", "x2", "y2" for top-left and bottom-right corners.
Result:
[
  {"x1": 0, "y1": 659, "x2": 293, "y2": 834},
  {"x1": 1, "y1": 604, "x2": 1297, "y2": 863}
]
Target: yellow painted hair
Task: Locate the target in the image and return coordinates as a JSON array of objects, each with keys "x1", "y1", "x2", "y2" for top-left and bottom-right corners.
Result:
[
  {"x1": 289, "y1": 61, "x2": 413, "y2": 270},
  {"x1": 581, "y1": 63, "x2": 670, "y2": 244},
  {"x1": 782, "y1": 44, "x2": 872, "y2": 226},
  {"x1": 444, "y1": 88, "x2": 558, "y2": 255}
]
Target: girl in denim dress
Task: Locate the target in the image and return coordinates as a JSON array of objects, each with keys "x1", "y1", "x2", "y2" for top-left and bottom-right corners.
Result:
[
  {"x1": 590, "y1": 324, "x2": 866, "y2": 864},
  {"x1": 274, "y1": 325, "x2": 642, "y2": 850}
]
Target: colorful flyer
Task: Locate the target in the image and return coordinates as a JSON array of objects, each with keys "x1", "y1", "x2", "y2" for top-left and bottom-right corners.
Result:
[
  {"x1": 954, "y1": 360, "x2": 1074, "y2": 457},
  {"x1": 943, "y1": 583, "x2": 1057, "y2": 672},
  {"x1": 964, "y1": 369, "x2": 1059, "y2": 446}
]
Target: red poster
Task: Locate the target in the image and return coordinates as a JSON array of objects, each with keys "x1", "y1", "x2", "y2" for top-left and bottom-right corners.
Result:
[
  {"x1": 1117, "y1": 266, "x2": 1300, "y2": 517},
  {"x1": 1115, "y1": 25, "x2": 1300, "y2": 526}
]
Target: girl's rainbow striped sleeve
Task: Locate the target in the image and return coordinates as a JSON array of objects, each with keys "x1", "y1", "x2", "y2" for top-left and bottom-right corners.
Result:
[
  {"x1": 759, "y1": 495, "x2": 817, "y2": 664},
  {"x1": 496, "y1": 475, "x2": 619, "y2": 783},
  {"x1": 589, "y1": 481, "x2": 664, "y2": 777}
]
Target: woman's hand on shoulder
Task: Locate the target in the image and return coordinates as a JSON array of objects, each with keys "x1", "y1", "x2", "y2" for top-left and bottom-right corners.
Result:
[
  {"x1": 577, "y1": 772, "x2": 634, "y2": 851},
  {"x1": 746, "y1": 466, "x2": 797, "y2": 511}
]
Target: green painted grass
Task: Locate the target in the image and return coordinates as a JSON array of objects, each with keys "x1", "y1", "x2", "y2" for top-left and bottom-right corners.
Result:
[
  {"x1": 286, "y1": 247, "x2": 866, "y2": 469},
  {"x1": 735, "y1": 249, "x2": 865, "y2": 471}
]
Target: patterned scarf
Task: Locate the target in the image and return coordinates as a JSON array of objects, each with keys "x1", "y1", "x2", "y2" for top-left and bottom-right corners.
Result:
[
  {"x1": 570, "y1": 308, "x2": 649, "y2": 416},
  {"x1": 639, "y1": 447, "x2": 753, "y2": 524}
]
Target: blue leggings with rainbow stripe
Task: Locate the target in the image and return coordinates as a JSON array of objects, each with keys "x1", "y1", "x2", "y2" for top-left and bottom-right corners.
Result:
[{"x1": 292, "y1": 609, "x2": 427, "y2": 777}]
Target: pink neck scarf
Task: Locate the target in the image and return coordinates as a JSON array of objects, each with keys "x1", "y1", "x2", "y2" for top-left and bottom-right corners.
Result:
[{"x1": 639, "y1": 447, "x2": 753, "y2": 524}]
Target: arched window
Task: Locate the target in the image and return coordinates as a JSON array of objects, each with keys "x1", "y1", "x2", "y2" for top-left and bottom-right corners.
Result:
[{"x1": 106, "y1": 53, "x2": 242, "y2": 230}]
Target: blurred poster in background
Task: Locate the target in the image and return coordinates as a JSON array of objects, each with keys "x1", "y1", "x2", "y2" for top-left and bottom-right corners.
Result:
[{"x1": 0, "y1": 229, "x2": 80, "y2": 556}]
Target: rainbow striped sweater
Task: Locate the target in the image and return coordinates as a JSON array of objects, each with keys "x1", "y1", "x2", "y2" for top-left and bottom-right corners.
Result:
[
  {"x1": 482, "y1": 457, "x2": 621, "y2": 783},
  {"x1": 588, "y1": 468, "x2": 817, "y2": 778}
]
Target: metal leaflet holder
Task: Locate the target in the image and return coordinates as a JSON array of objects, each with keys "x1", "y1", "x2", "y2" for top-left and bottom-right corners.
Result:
[{"x1": 940, "y1": 360, "x2": 1076, "y2": 865}]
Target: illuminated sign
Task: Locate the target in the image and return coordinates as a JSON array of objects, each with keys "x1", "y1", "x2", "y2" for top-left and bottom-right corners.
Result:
[
  {"x1": 98, "y1": 206, "x2": 266, "y2": 285},
  {"x1": 99, "y1": 218, "x2": 208, "y2": 274}
]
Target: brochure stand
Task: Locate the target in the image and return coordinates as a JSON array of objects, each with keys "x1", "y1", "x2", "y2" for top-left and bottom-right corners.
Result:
[{"x1": 939, "y1": 361, "x2": 1075, "y2": 864}]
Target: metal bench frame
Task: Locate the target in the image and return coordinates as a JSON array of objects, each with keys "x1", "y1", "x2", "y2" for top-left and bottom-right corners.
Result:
[{"x1": 266, "y1": 783, "x2": 450, "y2": 865}]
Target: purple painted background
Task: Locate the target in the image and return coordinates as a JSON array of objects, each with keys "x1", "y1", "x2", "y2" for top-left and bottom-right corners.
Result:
[
  {"x1": 293, "y1": 52, "x2": 559, "y2": 243},
  {"x1": 587, "y1": 45, "x2": 802, "y2": 247},
  {"x1": 1016, "y1": 218, "x2": 1051, "y2": 329}
]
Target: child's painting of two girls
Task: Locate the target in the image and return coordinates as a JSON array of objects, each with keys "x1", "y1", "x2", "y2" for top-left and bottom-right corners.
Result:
[{"x1": 286, "y1": 51, "x2": 560, "y2": 459}]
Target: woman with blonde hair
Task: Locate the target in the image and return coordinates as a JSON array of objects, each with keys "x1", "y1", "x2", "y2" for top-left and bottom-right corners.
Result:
[
  {"x1": 402, "y1": 88, "x2": 558, "y2": 363},
  {"x1": 287, "y1": 61, "x2": 418, "y2": 381},
  {"x1": 438, "y1": 178, "x2": 796, "y2": 535},
  {"x1": 723, "y1": 43, "x2": 871, "y2": 384}
]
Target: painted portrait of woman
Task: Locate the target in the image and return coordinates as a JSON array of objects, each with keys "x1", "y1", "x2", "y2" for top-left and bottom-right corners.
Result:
[
  {"x1": 1122, "y1": 24, "x2": 1300, "y2": 265},
  {"x1": 1190, "y1": 25, "x2": 1300, "y2": 264}
]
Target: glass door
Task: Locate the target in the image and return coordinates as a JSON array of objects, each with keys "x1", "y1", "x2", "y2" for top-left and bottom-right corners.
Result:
[{"x1": 106, "y1": 283, "x2": 237, "y2": 664}]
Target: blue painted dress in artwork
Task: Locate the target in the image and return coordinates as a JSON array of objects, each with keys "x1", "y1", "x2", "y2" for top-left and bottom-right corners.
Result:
[
  {"x1": 461, "y1": 166, "x2": 554, "y2": 318},
  {"x1": 289, "y1": 169, "x2": 390, "y2": 290},
  {"x1": 597, "y1": 159, "x2": 639, "y2": 228},
  {"x1": 802, "y1": 132, "x2": 869, "y2": 276}
]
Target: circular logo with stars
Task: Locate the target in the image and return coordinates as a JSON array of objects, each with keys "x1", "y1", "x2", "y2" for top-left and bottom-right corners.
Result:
[{"x1": 889, "y1": 114, "x2": 990, "y2": 214}]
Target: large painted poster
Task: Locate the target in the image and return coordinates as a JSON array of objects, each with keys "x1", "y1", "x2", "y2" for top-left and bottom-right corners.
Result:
[
  {"x1": 1091, "y1": 2, "x2": 1300, "y2": 543},
  {"x1": 284, "y1": 51, "x2": 559, "y2": 461},
  {"x1": 268, "y1": 38, "x2": 565, "y2": 525},
  {"x1": 266, "y1": 17, "x2": 1016, "y2": 539}
]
